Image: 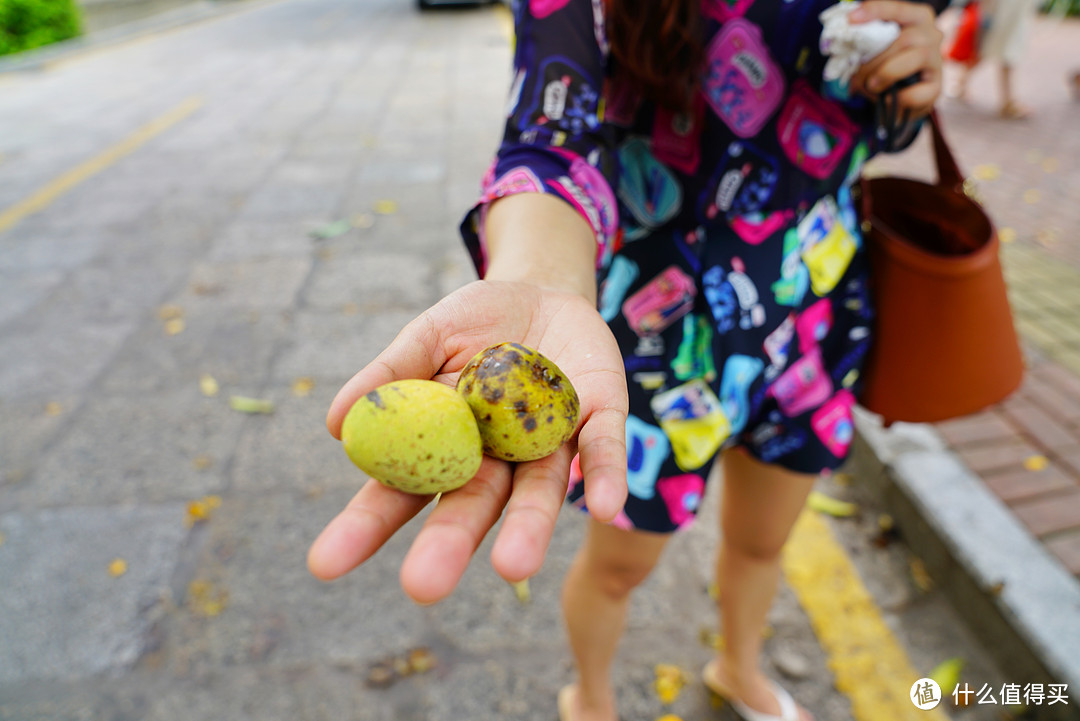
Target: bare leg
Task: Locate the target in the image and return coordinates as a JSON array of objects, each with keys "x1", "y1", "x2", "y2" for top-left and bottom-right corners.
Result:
[
  {"x1": 999, "y1": 63, "x2": 1031, "y2": 118},
  {"x1": 560, "y1": 518, "x2": 670, "y2": 721},
  {"x1": 952, "y1": 64, "x2": 969, "y2": 100},
  {"x1": 706, "y1": 449, "x2": 817, "y2": 721}
]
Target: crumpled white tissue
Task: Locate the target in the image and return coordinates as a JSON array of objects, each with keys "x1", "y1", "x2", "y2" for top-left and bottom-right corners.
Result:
[{"x1": 819, "y1": 2, "x2": 901, "y2": 86}]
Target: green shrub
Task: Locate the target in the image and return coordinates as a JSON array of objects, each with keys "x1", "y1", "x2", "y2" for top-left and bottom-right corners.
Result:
[
  {"x1": 0, "y1": 0, "x2": 83, "y2": 57},
  {"x1": 1042, "y1": 0, "x2": 1080, "y2": 16}
]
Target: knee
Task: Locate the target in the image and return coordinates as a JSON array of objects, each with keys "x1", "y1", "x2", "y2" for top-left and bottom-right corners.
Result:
[
  {"x1": 581, "y1": 553, "x2": 657, "y2": 600},
  {"x1": 722, "y1": 532, "x2": 786, "y2": 565}
]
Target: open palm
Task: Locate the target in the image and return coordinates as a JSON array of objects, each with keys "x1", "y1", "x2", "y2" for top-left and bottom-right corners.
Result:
[{"x1": 308, "y1": 279, "x2": 629, "y2": 604}]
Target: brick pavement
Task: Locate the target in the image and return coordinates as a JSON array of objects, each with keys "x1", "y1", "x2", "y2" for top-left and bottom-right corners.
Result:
[{"x1": 867, "y1": 13, "x2": 1080, "y2": 579}]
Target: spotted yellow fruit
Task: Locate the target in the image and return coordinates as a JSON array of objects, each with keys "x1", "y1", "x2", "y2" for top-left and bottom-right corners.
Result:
[
  {"x1": 341, "y1": 379, "x2": 483, "y2": 494},
  {"x1": 456, "y1": 342, "x2": 580, "y2": 462}
]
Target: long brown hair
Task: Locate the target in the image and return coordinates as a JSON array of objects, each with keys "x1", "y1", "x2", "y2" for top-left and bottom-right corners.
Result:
[{"x1": 605, "y1": 0, "x2": 704, "y2": 113}]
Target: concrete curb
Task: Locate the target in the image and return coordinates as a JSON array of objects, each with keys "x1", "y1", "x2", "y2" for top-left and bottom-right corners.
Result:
[
  {"x1": 854, "y1": 409, "x2": 1080, "y2": 721},
  {"x1": 0, "y1": 0, "x2": 264, "y2": 74}
]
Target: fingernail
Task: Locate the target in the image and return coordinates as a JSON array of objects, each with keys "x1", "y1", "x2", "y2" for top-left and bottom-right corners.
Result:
[{"x1": 849, "y1": 6, "x2": 868, "y2": 20}]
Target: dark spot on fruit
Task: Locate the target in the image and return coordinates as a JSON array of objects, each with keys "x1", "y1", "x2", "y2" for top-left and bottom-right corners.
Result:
[
  {"x1": 547, "y1": 415, "x2": 554, "y2": 424},
  {"x1": 426, "y1": 453, "x2": 433, "y2": 460},
  {"x1": 514, "y1": 400, "x2": 528, "y2": 416},
  {"x1": 523, "y1": 417, "x2": 537, "y2": 432},
  {"x1": 481, "y1": 384, "x2": 504, "y2": 403},
  {"x1": 483, "y1": 413, "x2": 492, "y2": 422},
  {"x1": 418, "y1": 433, "x2": 424, "y2": 439},
  {"x1": 365, "y1": 390, "x2": 385, "y2": 409}
]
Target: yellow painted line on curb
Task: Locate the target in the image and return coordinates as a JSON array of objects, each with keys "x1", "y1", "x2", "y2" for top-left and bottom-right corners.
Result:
[
  {"x1": 0, "y1": 95, "x2": 203, "y2": 234},
  {"x1": 783, "y1": 509, "x2": 949, "y2": 721},
  {"x1": 493, "y1": 1, "x2": 514, "y2": 47}
]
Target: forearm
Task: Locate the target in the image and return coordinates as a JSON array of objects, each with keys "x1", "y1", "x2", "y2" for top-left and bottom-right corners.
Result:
[{"x1": 482, "y1": 193, "x2": 600, "y2": 305}]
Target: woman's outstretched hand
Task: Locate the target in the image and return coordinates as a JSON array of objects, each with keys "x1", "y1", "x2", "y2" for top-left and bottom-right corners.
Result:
[{"x1": 307, "y1": 279, "x2": 628, "y2": 604}]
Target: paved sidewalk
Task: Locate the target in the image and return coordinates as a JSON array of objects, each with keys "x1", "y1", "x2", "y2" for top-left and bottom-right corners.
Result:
[{"x1": 860, "y1": 10, "x2": 1080, "y2": 708}]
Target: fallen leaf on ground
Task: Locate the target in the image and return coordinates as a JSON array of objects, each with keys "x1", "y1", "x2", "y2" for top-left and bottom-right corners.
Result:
[
  {"x1": 408, "y1": 647, "x2": 437, "y2": 673},
  {"x1": 108, "y1": 558, "x2": 128, "y2": 577},
  {"x1": 310, "y1": 219, "x2": 352, "y2": 240},
  {"x1": 45, "y1": 401, "x2": 63, "y2": 416},
  {"x1": 972, "y1": 164, "x2": 1001, "y2": 181},
  {"x1": 656, "y1": 715, "x2": 685, "y2": 721},
  {"x1": 929, "y1": 657, "x2": 965, "y2": 697},
  {"x1": 806, "y1": 490, "x2": 857, "y2": 517},
  {"x1": 698, "y1": 628, "x2": 724, "y2": 650},
  {"x1": 157, "y1": 304, "x2": 184, "y2": 321},
  {"x1": 192, "y1": 455, "x2": 213, "y2": 471},
  {"x1": 999, "y1": 227, "x2": 1017, "y2": 243},
  {"x1": 229, "y1": 396, "x2": 275, "y2": 414},
  {"x1": 910, "y1": 558, "x2": 934, "y2": 592},
  {"x1": 291, "y1": 377, "x2": 315, "y2": 397},
  {"x1": 1023, "y1": 189, "x2": 1041, "y2": 205},
  {"x1": 366, "y1": 662, "x2": 395, "y2": 688},
  {"x1": 373, "y1": 199, "x2": 398, "y2": 215},
  {"x1": 654, "y1": 664, "x2": 690, "y2": 705},
  {"x1": 510, "y1": 579, "x2": 531, "y2": 604},
  {"x1": 199, "y1": 374, "x2": 220, "y2": 397},
  {"x1": 1041, "y1": 157, "x2": 1059, "y2": 173},
  {"x1": 1023, "y1": 455, "x2": 1049, "y2": 471},
  {"x1": 1036, "y1": 229, "x2": 1059, "y2": 246},
  {"x1": 164, "y1": 318, "x2": 186, "y2": 336},
  {"x1": 188, "y1": 579, "x2": 228, "y2": 617},
  {"x1": 186, "y1": 495, "x2": 223, "y2": 527}
]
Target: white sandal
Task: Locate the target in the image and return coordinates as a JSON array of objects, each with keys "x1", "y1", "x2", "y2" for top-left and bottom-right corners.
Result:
[{"x1": 702, "y1": 660, "x2": 802, "y2": 721}]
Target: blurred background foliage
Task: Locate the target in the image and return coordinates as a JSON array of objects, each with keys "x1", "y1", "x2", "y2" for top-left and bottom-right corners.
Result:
[{"x1": 0, "y1": 0, "x2": 82, "y2": 56}]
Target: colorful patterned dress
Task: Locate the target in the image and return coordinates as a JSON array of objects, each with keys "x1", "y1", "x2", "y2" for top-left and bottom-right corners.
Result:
[{"x1": 461, "y1": 0, "x2": 896, "y2": 533}]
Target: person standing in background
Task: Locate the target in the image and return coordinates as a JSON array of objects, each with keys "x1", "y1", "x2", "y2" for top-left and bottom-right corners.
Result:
[{"x1": 948, "y1": 0, "x2": 1041, "y2": 117}]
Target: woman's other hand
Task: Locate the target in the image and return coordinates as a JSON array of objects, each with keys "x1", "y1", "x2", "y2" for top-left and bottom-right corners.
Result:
[{"x1": 849, "y1": 0, "x2": 945, "y2": 118}]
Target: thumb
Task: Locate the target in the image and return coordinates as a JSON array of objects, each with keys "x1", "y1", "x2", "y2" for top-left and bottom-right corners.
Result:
[
  {"x1": 327, "y1": 313, "x2": 447, "y2": 438},
  {"x1": 574, "y1": 403, "x2": 628, "y2": 523}
]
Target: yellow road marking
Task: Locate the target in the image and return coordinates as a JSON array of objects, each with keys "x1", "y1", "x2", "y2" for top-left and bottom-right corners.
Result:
[
  {"x1": 0, "y1": 95, "x2": 203, "y2": 234},
  {"x1": 493, "y1": 1, "x2": 514, "y2": 47},
  {"x1": 783, "y1": 509, "x2": 949, "y2": 721}
]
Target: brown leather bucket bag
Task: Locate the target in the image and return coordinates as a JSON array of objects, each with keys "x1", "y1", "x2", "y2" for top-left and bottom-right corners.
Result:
[{"x1": 856, "y1": 111, "x2": 1024, "y2": 425}]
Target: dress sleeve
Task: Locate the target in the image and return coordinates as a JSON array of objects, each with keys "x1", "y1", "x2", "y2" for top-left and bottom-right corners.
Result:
[{"x1": 459, "y1": 0, "x2": 620, "y2": 276}]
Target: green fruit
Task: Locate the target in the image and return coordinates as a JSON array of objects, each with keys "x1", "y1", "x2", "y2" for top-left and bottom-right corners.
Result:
[
  {"x1": 341, "y1": 379, "x2": 483, "y2": 494},
  {"x1": 456, "y1": 342, "x2": 580, "y2": 462}
]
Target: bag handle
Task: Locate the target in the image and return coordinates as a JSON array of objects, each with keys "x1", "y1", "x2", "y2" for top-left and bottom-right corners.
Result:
[
  {"x1": 857, "y1": 108, "x2": 967, "y2": 222},
  {"x1": 928, "y1": 109, "x2": 966, "y2": 194}
]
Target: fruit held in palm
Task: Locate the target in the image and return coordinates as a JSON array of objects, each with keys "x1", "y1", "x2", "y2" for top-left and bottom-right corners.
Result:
[
  {"x1": 456, "y1": 342, "x2": 580, "y2": 462},
  {"x1": 341, "y1": 379, "x2": 482, "y2": 494}
]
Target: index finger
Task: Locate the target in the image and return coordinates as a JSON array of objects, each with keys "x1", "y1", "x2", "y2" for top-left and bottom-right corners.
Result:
[{"x1": 327, "y1": 312, "x2": 446, "y2": 438}]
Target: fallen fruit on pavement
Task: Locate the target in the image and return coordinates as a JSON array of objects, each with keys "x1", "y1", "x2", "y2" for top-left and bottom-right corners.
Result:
[
  {"x1": 341, "y1": 379, "x2": 482, "y2": 494},
  {"x1": 456, "y1": 342, "x2": 579, "y2": 462}
]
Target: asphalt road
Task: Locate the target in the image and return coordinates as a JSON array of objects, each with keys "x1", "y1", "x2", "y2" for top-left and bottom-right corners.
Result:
[{"x1": 0, "y1": 0, "x2": 1027, "y2": 719}]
